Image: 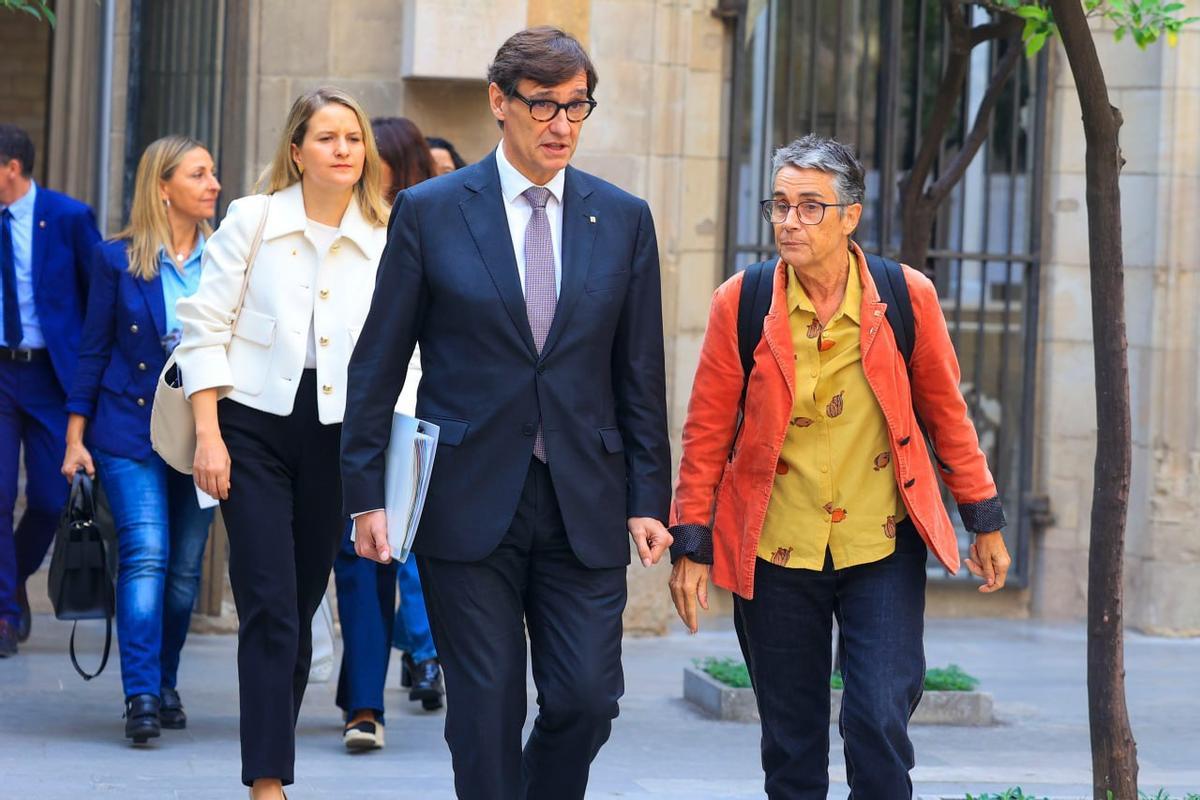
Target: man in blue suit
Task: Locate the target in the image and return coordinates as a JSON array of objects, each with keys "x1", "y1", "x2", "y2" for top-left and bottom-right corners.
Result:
[
  {"x1": 0, "y1": 124, "x2": 101, "y2": 656},
  {"x1": 342, "y1": 27, "x2": 672, "y2": 800}
]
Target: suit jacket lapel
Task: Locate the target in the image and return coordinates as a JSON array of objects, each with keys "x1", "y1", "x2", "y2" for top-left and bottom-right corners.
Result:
[
  {"x1": 31, "y1": 190, "x2": 48, "y2": 293},
  {"x1": 460, "y1": 153, "x2": 538, "y2": 358},
  {"x1": 539, "y1": 168, "x2": 595, "y2": 361},
  {"x1": 137, "y1": 272, "x2": 167, "y2": 338}
]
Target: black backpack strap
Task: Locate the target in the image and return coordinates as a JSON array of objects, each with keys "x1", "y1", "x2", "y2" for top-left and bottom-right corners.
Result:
[
  {"x1": 736, "y1": 260, "x2": 776, "y2": 403},
  {"x1": 69, "y1": 617, "x2": 112, "y2": 681},
  {"x1": 865, "y1": 253, "x2": 915, "y2": 368},
  {"x1": 865, "y1": 251, "x2": 953, "y2": 475}
]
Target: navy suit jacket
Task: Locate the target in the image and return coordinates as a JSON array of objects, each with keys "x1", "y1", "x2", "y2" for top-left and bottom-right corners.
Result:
[
  {"x1": 66, "y1": 240, "x2": 170, "y2": 461},
  {"x1": 341, "y1": 151, "x2": 671, "y2": 568},
  {"x1": 29, "y1": 188, "x2": 101, "y2": 393}
]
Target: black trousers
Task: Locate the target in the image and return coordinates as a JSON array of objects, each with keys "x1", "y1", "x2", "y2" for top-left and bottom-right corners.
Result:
[
  {"x1": 734, "y1": 519, "x2": 928, "y2": 800},
  {"x1": 218, "y1": 371, "x2": 343, "y2": 787},
  {"x1": 418, "y1": 458, "x2": 627, "y2": 800}
]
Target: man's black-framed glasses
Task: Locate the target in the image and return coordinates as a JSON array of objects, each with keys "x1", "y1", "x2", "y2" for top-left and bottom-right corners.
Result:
[
  {"x1": 760, "y1": 198, "x2": 851, "y2": 226},
  {"x1": 510, "y1": 91, "x2": 597, "y2": 123}
]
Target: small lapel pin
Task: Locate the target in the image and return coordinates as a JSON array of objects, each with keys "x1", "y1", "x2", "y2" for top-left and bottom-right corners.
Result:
[
  {"x1": 588, "y1": 215, "x2": 597, "y2": 224},
  {"x1": 39, "y1": 220, "x2": 46, "y2": 228}
]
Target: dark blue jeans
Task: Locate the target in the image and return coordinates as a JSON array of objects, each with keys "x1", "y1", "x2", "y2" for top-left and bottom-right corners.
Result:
[
  {"x1": 734, "y1": 519, "x2": 927, "y2": 800},
  {"x1": 333, "y1": 520, "x2": 396, "y2": 721},
  {"x1": 392, "y1": 552, "x2": 437, "y2": 663},
  {"x1": 94, "y1": 449, "x2": 214, "y2": 698}
]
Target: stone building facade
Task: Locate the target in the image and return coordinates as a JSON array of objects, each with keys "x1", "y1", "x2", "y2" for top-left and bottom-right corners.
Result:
[{"x1": 3, "y1": 0, "x2": 1196, "y2": 635}]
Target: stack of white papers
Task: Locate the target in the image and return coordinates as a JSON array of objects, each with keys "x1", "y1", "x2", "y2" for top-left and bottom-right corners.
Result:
[{"x1": 383, "y1": 413, "x2": 439, "y2": 562}]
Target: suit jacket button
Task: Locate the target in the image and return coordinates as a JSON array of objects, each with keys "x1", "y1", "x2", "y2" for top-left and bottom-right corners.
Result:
[
  {"x1": 130, "y1": 324, "x2": 139, "y2": 334},
  {"x1": 536, "y1": 364, "x2": 546, "y2": 374},
  {"x1": 522, "y1": 423, "x2": 535, "y2": 436},
  {"x1": 319, "y1": 288, "x2": 330, "y2": 299},
  {"x1": 322, "y1": 384, "x2": 333, "y2": 395},
  {"x1": 137, "y1": 398, "x2": 146, "y2": 407},
  {"x1": 138, "y1": 362, "x2": 147, "y2": 371}
]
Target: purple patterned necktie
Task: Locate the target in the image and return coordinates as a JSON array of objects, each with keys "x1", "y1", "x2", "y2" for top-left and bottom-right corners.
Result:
[{"x1": 523, "y1": 186, "x2": 556, "y2": 462}]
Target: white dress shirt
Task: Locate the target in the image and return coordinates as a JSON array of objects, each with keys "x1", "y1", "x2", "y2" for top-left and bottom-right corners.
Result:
[{"x1": 495, "y1": 141, "x2": 564, "y2": 296}]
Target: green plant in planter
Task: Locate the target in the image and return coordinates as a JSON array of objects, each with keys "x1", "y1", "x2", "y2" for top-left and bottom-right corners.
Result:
[
  {"x1": 831, "y1": 664, "x2": 980, "y2": 692},
  {"x1": 698, "y1": 658, "x2": 981, "y2": 693},
  {"x1": 695, "y1": 657, "x2": 751, "y2": 689}
]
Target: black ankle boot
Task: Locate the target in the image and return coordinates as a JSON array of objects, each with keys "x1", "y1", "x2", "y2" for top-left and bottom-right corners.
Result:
[
  {"x1": 159, "y1": 686, "x2": 186, "y2": 730},
  {"x1": 409, "y1": 659, "x2": 444, "y2": 711},
  {"x1": 124, "y1": 693, "x2": 161, "y2": 744}
]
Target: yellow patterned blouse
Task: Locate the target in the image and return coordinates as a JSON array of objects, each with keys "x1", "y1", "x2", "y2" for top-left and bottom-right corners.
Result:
[{"x1": 756, "y1": 254, "x2": 907, "y2": 570}]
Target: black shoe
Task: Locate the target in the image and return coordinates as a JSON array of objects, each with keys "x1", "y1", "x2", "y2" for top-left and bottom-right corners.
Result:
[
  {"x1": 124, "y1": 694, "x2": 161, "y2": 744},
  {"x1": 409, "y1": 659, "x2": 444, "y2": 711},
  {"x1": 399, "y1": 652, "x2": 415, "y2": 689},
  {"x1": 0, "y1": 620, "x2": 17, "y2": 658},
  {"x1": 159, "y1": 687, "x2": 187, "y2": 730},
  {"x1": 16, "y1": 583, "x2": 30, "y2": 643}
]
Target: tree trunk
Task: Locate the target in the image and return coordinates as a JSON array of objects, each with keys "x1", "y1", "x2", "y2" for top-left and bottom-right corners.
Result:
[
  {"x1": 898, "y1": 6, "x2": 1021, "y2": 272},
  {"x1": 1046, "y1": 2, "x2": 1139, "y2": 798}
]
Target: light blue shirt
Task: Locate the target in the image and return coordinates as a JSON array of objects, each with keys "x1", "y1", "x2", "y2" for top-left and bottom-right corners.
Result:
[
  {"x1": 0, "y1": 181, "x2": 44, "y2": 348},
  {"x1": 159, "y1": 233, "x2": 205, "y2": 339}
]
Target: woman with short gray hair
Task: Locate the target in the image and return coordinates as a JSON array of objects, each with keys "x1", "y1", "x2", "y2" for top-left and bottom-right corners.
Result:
[{"x1": 668, "y1": 134, "x2": 1011, "y2": 798}]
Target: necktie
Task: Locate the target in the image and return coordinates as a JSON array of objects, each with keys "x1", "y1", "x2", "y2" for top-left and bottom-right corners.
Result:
[
  {"x1": 1, "y1": 209, "x2": 23, "y2": 349},
  {"x1": 523, "y1": 186, "x2": 556, "y2": 462}
]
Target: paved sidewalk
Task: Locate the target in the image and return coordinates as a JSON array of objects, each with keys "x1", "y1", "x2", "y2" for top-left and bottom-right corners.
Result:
[{"x1": 1, "y1": 614, "x2": 1197, "y2": 799}]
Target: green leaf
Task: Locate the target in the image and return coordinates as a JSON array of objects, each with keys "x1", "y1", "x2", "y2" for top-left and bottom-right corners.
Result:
[
  {"x1": 1025, "y1": 30, "x2": 1049, "y2": 55},
  {"x1": 1013, "y1": 5, "x2": 1049, "y2": 21}
]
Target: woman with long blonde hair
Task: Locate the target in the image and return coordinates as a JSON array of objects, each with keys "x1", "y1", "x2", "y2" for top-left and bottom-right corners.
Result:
[
  {"x1": 62, "y1": 135, "x2": 221, "y2": 744},
  {"x1": 172, "y1": 87, "x2": 389, "y2": 799}
]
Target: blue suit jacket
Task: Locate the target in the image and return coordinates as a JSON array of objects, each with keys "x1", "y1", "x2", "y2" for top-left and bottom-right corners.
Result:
[
  {"x1": 29, "y1": 188, "x2": 101, "y2": 392},
  {"x1": 66, "y1": 240, "x2": 170, "y2": 461},
  {"x1": 341, "y1": 151, "x2": 671, "y2": 568}
]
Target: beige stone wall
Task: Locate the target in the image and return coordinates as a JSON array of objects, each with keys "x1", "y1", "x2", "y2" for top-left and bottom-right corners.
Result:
[
  {"x1": 573, "y1": 0, "x2": 731, "y2": 633},
  {"x1": 0, "y1": 12, "x2": 51, "y2": 186},
  {"x1": 1034, "y1": 7, "x2": 1200, "y2": 634}
]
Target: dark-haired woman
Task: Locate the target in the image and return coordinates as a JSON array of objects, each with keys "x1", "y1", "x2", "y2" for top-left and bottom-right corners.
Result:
[
  {"x1": 426, "y1": 135, "x2": 467, "y2": 175},
  {"x1": 332, "y1": 117, "x2": 443, "y2": 753}
]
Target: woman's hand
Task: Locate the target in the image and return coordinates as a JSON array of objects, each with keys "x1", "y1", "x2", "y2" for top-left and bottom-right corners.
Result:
[
  {"x1": 61, "y1": 440, "x2": 95, "y2": 481},
  {"x1": 193, "y1": 431, "x2": 231, "y2": 500},
  {"x1": 669, "y1": 556, "x2": 711, "y2": 634},
  {"x1": 61, "y1": 413, "x2": 94, "y2": 481},
  {"x1": 190, "y1": 388, "x2": 230, "y2": 499}
]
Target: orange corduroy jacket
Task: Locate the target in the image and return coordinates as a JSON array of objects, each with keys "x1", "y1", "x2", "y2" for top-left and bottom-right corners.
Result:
[{"x1": 668, "y1": 244, "x2": 1006, "y2": 599}]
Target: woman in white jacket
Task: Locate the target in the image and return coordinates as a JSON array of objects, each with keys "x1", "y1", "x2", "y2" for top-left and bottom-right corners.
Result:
[{"x1": 173, "y1": 87, "x2": 389, "y2": 800}]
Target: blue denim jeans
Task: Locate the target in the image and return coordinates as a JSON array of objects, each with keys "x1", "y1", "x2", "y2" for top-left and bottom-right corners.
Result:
[
  {"x1": 94, "y1": 449, "x2": 214, "y2": 699},
  {"x1": 392, "y1": 552, "x2": 437, "y2": 663},
  {"x1": 734, "y1": 519, "x2": 927, "y2": 800}
]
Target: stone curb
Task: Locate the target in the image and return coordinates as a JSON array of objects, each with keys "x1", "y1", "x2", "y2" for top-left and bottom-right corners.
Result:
[{"x1": 683, "y1": 666, "x2": 995, "y2": 726}]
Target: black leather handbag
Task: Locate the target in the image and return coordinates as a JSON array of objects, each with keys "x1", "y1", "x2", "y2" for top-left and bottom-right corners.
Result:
[{"x1": 47, "y1": 472, "x2": 116, "y2": 680}]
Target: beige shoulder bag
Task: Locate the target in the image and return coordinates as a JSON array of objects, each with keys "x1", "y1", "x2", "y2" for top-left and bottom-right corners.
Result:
[{"x1": 150, "y1": 195, "x2": 272, "y2": 474}]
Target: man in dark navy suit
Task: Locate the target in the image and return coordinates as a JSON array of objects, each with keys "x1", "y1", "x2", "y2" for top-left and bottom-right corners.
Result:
[
  {"x1": 0, "y1": 124, "x2": 101, "y2": 656},
  {"x1": 342, "y1": 27, "x2": 672, "y2": 800}
]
